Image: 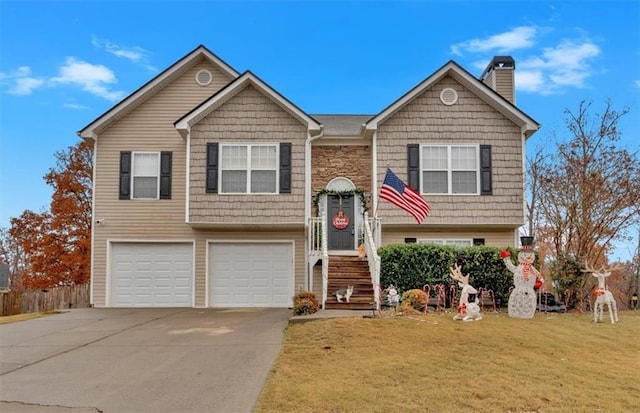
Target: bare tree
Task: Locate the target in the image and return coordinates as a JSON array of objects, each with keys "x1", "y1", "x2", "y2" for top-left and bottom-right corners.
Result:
[
  {"x1": 535, "y1": 100, "x2": 640, "y2": 262},
  {"x1": 525, "y1": 147, "x2": 547, "y2": 239},
  {"x1": 527, "y1": 100, "x2": 640, "y2": 304}
]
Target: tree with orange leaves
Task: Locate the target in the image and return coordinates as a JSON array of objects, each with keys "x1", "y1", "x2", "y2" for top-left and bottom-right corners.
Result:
[{"x1": 8, "y1": 141, "x2": 93, "y2": 288}]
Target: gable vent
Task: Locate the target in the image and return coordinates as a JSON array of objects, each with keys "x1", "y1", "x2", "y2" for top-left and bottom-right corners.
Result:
[
  {"x1": 440, "y1": 87, "x2": 458, "y2": 105},
  {"x1": 195, "y1": 69, "x2": 213, "y2": 86}
]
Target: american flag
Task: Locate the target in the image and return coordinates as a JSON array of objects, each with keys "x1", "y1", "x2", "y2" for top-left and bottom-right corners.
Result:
[{"x1": 379, "y1": 168, "x2": 431, "y2": 223}]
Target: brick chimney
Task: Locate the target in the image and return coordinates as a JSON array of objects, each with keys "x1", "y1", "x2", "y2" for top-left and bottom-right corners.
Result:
[{"x1": 480, "y1": 56, "x2": 515, "y2": 104}]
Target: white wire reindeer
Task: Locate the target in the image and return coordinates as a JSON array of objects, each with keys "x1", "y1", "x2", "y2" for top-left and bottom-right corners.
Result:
[
  {"x1": 583, "y1": 263, "x2": 621, "y2": 324},
  {"x1": 450, "y1": 263, "x2": 482, "y2": 322}
]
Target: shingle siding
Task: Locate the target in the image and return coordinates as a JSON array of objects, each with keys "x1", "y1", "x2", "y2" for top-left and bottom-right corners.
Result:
[
  {"x1": 188, "y1": 85, "x2": 308, "y2": 223},
  {"x1": 376, "y1": 76, "x2": 524, "y2": 227}
]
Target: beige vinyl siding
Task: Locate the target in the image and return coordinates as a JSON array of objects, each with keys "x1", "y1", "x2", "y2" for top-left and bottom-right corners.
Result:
[
  {"x1": 493, "y1": 69, "x2": 515, "y2": 104},
  {"x1": 188, "y1": 85, "x2": 307, "y2": 223},
  {"x1": 376, "y1": 75, "x2": 524, "y2": 228},
  {"x1": 381, "y1": 228, "x2": 517, "y2": 248},
  {"x1": 91, "y1": 61, "x2": 235, "y2": 307}
]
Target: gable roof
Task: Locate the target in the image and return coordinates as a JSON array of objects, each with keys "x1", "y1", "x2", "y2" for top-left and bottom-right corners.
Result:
[
  {"x1": 77, "y1": 45, "x2": 240, "y2": 140},
  {"x1": 364, "y1": 60, "x2": 540, "y2": 138},
  {"x1": 174, "y1": 70, "x2": 322, "y2": 137}
]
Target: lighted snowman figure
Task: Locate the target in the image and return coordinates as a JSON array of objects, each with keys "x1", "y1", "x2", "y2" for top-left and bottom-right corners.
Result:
[{"x1": 501, "y1": 237, "x2": 542, "y2": 319}]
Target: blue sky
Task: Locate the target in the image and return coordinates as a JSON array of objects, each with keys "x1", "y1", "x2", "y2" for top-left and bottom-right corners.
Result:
[{"x1": 1, "y1": 0, "x2": 639, "y2": 260}]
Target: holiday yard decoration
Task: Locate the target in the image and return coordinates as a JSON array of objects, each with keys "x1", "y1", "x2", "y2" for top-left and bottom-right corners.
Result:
[
  {"x1": 583, "y1": 263, "x2": 622, "y2": 324},
  {"x1": 449, "y1": 263, "x2": 482, "y2": 322},
  {"x1": 501, "y1": 237, "x2": 543, "y2": 319}
]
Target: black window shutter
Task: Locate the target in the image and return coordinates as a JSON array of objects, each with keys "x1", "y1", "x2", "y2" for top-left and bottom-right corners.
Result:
[
  {"x1": 407, "y1": 144, "x2": 420, "y2": 190},
  {"x1": 480, "y1": 145, "x2": 492, "y2": 195},
  {"x1": 280, "y1": 142, "x2": 292, "y2": 193},
  {"x1": 160, "y1": 151, "x2": 172, "y2": 199},
  {"x1": 206, "y1": 143, "x2": 218, "y2": 193},
  {"x1": 119, "y1": 151, "x2": 131, "y2": 200},
  {"x1": 473, "y1": 238, "x2": 485, "y2": 246}
]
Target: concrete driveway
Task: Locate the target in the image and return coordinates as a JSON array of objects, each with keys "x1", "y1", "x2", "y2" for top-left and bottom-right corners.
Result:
[{"x1": 0, "y1": 307, "x2": 291, "y2": 413}]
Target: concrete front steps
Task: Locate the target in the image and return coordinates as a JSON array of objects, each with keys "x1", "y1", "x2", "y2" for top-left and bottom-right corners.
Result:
[{"x1": 324, "y1": 255, "x2": 375, "y2": 310}]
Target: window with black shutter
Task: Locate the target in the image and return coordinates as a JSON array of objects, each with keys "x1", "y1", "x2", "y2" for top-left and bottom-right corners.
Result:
[
  {"x1": 407, "y1": 144, "x2": 420, "y2": 190},
  {"x1": 279, "y1": 142, "x2": 291, "y2": 193},
  {"x1": 480, "y1": 145, "x2": 492, "y2": 195},
  {"x1": 119, "y1": 151, "x2": 131, "y2": 200},
  {"x1": 206, "y1": 143, "x2": 218, "y2": 193},
  {"x1": 159, "y1": 151, "x2": 172, "y2": 199}
]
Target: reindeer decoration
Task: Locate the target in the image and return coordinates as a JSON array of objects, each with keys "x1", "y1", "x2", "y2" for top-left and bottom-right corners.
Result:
[
  {"x1": 450, "y1": 263, "x2": 482, "y2": 322},
  {"x1": 583, "y1": 263, "x2": 621, "y2": 324}
]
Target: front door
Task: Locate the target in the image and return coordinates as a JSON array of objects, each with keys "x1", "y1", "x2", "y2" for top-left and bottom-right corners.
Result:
[{"x1": 328, "y1": 195, "x2": 355, "y2": 250}]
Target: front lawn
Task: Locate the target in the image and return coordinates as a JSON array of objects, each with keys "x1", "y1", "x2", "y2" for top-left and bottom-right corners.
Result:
[{"x1": 255, "y1": 310, "x2": 640, "y2": 413}]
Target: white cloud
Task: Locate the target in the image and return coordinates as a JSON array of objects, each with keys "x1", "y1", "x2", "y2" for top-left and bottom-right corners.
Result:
[
  {"x1": 63, "y1": 102, "x2": 89, "y2": 110},
  {"x1": 451, "y1": 26, "x2": 537, "y2": 56},
  {"x1": 92, "y1": 37, "x2": 157, "y2": 72},
  {"x1": 515, "y1": 71, "x2": 545, "y2": 93},
  {"x1": 0, "y1": 66, "x2": 45, "y2": 95},
  {"x1": 50, "y1": 57, "x2": 124, "y2": 101},
  {"x1": 518, "y1": 40, "x2": 601, "y2": 94}
]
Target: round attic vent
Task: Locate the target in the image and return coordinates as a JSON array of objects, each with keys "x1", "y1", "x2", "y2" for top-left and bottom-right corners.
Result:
[
  {"x1": 440, "y1": 88, "x2": 458, "y2": 105},
  {"x1": 195, "y1": 69, "x2": 213, "y2": 86}
]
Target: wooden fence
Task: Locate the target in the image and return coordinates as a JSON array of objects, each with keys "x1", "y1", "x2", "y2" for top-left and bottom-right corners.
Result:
[{"x1": 0, "y1": 284, "x2": 90, "y2": 317}]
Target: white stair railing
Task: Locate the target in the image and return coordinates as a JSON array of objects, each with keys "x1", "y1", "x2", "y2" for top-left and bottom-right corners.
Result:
[
  {"x1": 320, "y1": 215, "x2": 329, "y2": 309},
  {"x1": 363, "y1": 212, "x2": 381, "y2": 312}
]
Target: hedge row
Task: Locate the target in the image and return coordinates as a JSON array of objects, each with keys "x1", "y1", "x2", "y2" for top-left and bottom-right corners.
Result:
[{"x1": 378, "y1": 243, "x2": 534, "y2": 304}]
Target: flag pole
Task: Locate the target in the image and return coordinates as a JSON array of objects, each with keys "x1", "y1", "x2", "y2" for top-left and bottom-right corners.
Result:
[{"x1": 373, "y1": 167, "x2": 388, "y2": 218}]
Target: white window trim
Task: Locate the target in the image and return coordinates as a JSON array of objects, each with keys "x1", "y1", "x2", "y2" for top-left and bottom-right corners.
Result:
[
  {"x1": 418, "y1": 238, "x2": 473, "y2": 247},
  {"x1": 219, "y1": 143, "x2": 279, "y2": 194},
  {"x1": 421, "y1": 144, "x2": 480, "y2": 195},
  {"x1": 131, "y1": 151, "x2": 160, "y2": 200}
]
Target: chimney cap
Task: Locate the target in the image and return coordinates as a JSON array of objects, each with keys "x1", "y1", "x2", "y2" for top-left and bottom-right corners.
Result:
[{"x1": 480, "y1": 56, "x2": 515, "y2": 80}]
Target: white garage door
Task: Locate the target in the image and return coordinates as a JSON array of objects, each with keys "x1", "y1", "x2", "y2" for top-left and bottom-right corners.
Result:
[
  {"x1": 111, "y1": 243, "x2": 193, "y2": 307},
  {"x1": 209, "y1": 243, "x2": 293, "y2": 307}
]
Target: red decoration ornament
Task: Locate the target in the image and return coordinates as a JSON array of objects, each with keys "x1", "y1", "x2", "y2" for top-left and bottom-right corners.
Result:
[
  {"x1": 332, "y1": 211, "x2": 349, "y2": 230},
  {"x1": 534, "y1": 278, "x2": 543, "y2": 289},
  {"x1": 500, "y1": 250, "x2": 511, "y2": 259}
]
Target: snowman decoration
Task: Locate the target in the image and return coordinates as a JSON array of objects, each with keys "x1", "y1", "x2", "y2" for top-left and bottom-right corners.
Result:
[{"x1": 501, "y1": 237, "x2": 543, "y2": 319}]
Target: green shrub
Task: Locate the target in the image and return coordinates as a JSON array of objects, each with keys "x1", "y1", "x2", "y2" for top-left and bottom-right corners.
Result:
[
  {"x1": 379, "y1": 243, "x2": 534, "y2": 306},
  {"x1": 400, "y1": 289, "x2": 428, "y2": 311},
  {"x1": 293, "y1": 291, "x2": 320, "y2": 315}
]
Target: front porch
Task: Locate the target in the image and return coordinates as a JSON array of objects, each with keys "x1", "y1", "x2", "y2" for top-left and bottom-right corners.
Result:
[{"x1": 308, "y1": 213, "x2": 382, "y2": 310}]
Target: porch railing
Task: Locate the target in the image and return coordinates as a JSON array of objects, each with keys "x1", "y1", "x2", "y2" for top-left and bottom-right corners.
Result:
[
  {"x1": 320, "y1": 215, "x2": 329, "y2": 309},
  {"x1": 363, "y1": 212, "x2": 381, "y2": 311}
]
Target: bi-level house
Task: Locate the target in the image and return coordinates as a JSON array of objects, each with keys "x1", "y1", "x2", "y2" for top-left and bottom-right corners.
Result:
[{"x1": 78, "y1": 45, "x2": 539, "y2": 310}]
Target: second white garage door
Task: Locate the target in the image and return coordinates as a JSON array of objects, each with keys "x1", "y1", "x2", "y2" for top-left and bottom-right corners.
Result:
[{"x1": 209, "y1": 242, "x2": 293, "y2": 307}]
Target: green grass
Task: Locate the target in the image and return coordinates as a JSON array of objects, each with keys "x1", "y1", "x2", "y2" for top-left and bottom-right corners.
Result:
[
  {"x1": 255, "y1": 310, "x2": 640, "y2": 413},
  {"x1": 0, "y1": 311, "x2": 62, "y2": 325}
]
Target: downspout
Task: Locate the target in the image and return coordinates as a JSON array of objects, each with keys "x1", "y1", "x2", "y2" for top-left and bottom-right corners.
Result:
[
  {"x1": 519, "y1": 124, "x2": 528, "y2": 246},
  {"x1": 89, "y1": 137, "x2": 97, "y2": 307},
  {"x1": 185, "y1": 126, "x2": 191, "y2": 224},
  {"x1": 305, "y1": 126, "x2": 324, "y2": 291},
  {"x1": 371, "y1": 130, "x2": 378, "y2": 217},
  {"x1": 305, "y1": 125, "x2": 325, "y2": 222}
]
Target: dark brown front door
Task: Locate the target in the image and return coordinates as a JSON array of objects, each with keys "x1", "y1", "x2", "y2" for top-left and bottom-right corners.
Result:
[{"x1": 328, "y1": 195, "x2": 354, "y2": 250}]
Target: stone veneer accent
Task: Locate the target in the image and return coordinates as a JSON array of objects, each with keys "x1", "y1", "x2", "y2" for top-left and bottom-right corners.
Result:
[{"x1": 311, "y1": 145, "x2": 372, "y2": 212}]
